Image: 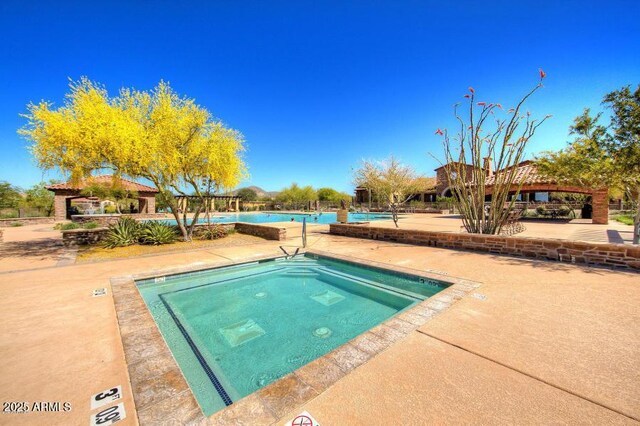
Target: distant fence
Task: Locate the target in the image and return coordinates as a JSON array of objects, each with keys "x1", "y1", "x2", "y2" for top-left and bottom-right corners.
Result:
[{"x1": 0, "y1": 207, "x2": 52, "y2": 219}]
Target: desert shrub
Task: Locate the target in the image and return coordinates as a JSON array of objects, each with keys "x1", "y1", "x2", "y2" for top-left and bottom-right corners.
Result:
[
  {"x1": 83, "y1": 221, "x2": 100, "y2": 229},
  {"x1": 199, "y1": 224, "x2": 229, "y2": 240},
  {"x1": 104, "y1": 205, "x2": 117, "y2": 214},
  {"x1": 57, "y1": 222, "x2": 80, "y2": 230},
  {"x1": 11, "y1": 222, "x2": 24, "y2": 227},
  {"x1": 102, "y1": 217, "x2": 141, "y2": 248},
  {"x1": 557, "y1": 207, "x2": 572, "y2": 217},
  {"x1": 535, "y1": 205, "x2": 547, "y2": 215},
  {"x1": 139, "y1": 221, "x2": 177, "y2": 245}
]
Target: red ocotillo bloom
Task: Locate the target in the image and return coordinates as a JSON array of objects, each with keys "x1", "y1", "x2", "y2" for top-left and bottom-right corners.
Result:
[
  {"x1": 435, "y1": 128, "x2": 444, "y2": 136},
  {"x1": 539, "y1": 68, "x2": 546, "y2": 79}
]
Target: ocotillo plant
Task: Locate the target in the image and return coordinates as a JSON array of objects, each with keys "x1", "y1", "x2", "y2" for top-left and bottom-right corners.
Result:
[{"x1": 435, "y1": 70, "x2": 551, "y2": 234}]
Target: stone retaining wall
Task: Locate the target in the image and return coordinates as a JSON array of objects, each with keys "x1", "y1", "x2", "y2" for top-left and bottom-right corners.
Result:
[
  {"x1": 62, "y1": 228, "x2": 109, "y2": 246},
  {"x1": 234, "y1": 222, "x2": 287, "y2": 240},
  {"x1": 0, "y1": 229, "x2": 3, "y2": 243},
  {"x1": 0, "y1": 217, "x2": 55, "y2": 227},
  {"x1": 330, "y1": 223, "x2": 640, "y2": 271}
]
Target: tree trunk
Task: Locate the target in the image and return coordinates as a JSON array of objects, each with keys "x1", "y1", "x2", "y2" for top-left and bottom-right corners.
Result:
[
  {"x1": 391, "y1": 205, "x2": 399, "y2": 227},
  {"x1": 634, "y1": 191, "x2": 640, "y2": 245},
  {"x1": 170, "y1": 207, "x2": 190, "y2": 242}
]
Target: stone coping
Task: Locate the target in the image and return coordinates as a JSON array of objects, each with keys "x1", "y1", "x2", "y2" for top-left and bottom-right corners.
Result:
[
  {"x1": 62, "y1": 226, "x2": 109, "y2": 233},
  {"x1": 110, "y1": 252, "x2": 482, "y2": 425}
]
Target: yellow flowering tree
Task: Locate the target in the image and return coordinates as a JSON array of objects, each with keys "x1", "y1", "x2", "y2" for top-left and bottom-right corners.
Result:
[{"x1": 20, "y1": 78, "x2": 247, "y2": 241}]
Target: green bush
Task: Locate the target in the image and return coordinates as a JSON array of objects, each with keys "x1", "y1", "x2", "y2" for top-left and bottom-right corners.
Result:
[
  {"x1": 104, "y1": 205, "x2": 117, "y2": 214},
  {"x1": 614, "y1": 214, "x2": 634, "y2": 226},
  {"x1": 557, "y1": 207, "x2": 572, "y2": 217},
  {"x1": 102, "y1": 217, "x2": 142, "y2": 248},
  {"x1": 199, "y1": 224, "x2": 229, "y2": 240},
  {"x1": 83, "y1": 221, "x2": 100, "y2": 229},
  {"x1": 11, "y1": 222, "x2": 24, "y2": 227},
  {"x1": 535, "y1": 205, "x2": 546, "y2": 215},
  {"x1": 139, "y1": 221, "x2": 177, "y2": 245},
  {"x1": 56, "y1": 222, "x2": 80, "y2": 230}
]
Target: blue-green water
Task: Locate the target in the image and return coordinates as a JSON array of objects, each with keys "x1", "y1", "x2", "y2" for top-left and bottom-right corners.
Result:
[
  {"x1": 137, "y1": 255, "x2": 446, "y2": 415},
  {"x1": 151, "y1": 211, "x2": 392, "y2": 225}
]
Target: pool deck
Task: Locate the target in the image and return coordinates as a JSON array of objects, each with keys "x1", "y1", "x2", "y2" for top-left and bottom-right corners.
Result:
[{"x1": 0, "y1": 219, "x2": 638, "y2": 424}]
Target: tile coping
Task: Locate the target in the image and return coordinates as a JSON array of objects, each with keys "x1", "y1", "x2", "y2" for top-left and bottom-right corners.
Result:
[{"x1": 109, "y1": 250, "x2": 483, "y2": 425}]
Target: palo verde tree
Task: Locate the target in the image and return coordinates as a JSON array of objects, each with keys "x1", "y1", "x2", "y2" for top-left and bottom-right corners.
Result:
[
  {"x1": 20, "y1": 78, "x2": 247, "y2": 241},
  {"x1": 537, "y1": 84, "x2": 640, "y2": 244},
  {"x1": 275, "y1": 183, "x2": 317, "y2": 210},
  {"x1": 236, "y1": 187, "x2": 258, "y2": 202},
  {"x1": 434, "y1": 70, "x2": 551, "y2": 234},
  {"x1": 317, "y1": 187, "x2": 352, "y2": 204},
  {"x1": 23, "y1": 180, "x2": 58, "y2": 216},
  {"x1": 353, "y1": 156, "x2": 422, "y2": 227},
  {"x1": 0, "y1": 181, "x2": 23, "y2": 209}
]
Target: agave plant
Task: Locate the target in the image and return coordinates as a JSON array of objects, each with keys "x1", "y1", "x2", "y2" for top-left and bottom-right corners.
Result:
[
  {"x1": 102, "y1": 217, "x2": 142, "y2": 248},
  {"x1": 139, "y1": 221, "x2": 177, "y2": 245},
  {"x1": 198, "y1": 224, "x2": 229, "y2": 240}
]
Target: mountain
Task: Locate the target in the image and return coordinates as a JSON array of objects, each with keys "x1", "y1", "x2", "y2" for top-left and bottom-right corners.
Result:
[{"x1": 230, "y1": 186, "x2": 279, "y2": 199}]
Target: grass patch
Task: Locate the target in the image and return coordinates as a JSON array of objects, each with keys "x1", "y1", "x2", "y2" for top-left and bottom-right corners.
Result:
[
  {"x1": 613, "y1": 214, "x2": 634, "y2": 226},
  {"x1": 55, "y1": 222, "x2": 81, "y2": 230}
]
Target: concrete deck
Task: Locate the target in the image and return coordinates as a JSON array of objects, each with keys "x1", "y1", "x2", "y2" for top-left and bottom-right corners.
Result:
[
  {"x1": 381, "y1": 213, "x2": 635, "y2": 244},
  {"x1": 0, "y1": 221, "x2": 638, "y2": 425}
]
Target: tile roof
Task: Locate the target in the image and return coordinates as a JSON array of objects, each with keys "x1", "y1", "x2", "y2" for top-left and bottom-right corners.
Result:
[
  {"x1": 46, "y1": 175, "x2": 159, "y2": 193},
  {"x1": 485, "y1": 161, "x2": 551, "y2": 186}
]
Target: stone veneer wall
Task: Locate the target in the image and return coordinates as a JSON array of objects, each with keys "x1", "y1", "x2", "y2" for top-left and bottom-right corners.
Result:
[
  {"x1": 329, "y1": 223, "x2": 640, "y2": 270},
  {"x1": 234, "y1": 222, "x2": 287, "y2": 240},
  {"x1": 0, "y1": 217, "x2": 55, "y2": 227},
  {"x1": 63, "y1": 222, "x2": 287, "y2": 246},
  {"x1": 62, "y1": 228, "x2": 109, "y2": 246}
]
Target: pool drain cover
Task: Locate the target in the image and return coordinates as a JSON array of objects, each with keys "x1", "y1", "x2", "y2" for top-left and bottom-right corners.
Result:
[
  {"x1": 254, "y1": 292, "x2": 268, "y2": 299},
  {"x1": 310, "y1": 290, "x2": 345, "y2": 306},
  {"x1": 313, "y1": 327, "x2": 333, "y2": 338},
  {"x1": 219, "y1": 319, "x2": 265, "y2": 347}
]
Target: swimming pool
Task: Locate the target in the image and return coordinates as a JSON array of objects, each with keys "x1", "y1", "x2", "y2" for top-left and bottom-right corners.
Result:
[
  {"x1": 153, "y1": 211, "x2": 392, "y2": 225},
  {"x1": 136, "y1": 254, "x2": 447, "y2": 415}
]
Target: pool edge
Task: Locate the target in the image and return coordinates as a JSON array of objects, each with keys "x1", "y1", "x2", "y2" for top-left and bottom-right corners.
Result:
[{"x1": 109, "y1": 252, "x2": 483, "y2": 425}]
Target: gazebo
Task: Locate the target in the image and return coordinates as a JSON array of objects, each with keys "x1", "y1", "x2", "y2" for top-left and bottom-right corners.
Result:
[{"x1": 46, "y1": 175, "x2": 159, "y2": 220}]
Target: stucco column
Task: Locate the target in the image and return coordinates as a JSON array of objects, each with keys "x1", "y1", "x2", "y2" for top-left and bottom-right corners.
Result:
[
  {"x1": 146, "y1": 196, "x2": 156, "y2": 214},
  {"x1": 235, "y1": 198, "x2": 239, "y2": 211},
  {"x1": 591, "y1": 188, "x2": 609, "y2": 224}
]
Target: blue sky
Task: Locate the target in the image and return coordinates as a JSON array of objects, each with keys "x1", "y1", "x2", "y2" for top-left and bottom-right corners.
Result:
[{"x1": 1, "y1": 1, "x2": 638, "y2": 193}]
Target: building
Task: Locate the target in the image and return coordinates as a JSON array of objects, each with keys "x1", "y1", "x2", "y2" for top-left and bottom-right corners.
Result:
[
  {"x1": 354, "y1": 160, "x2": 609, "y2": 224},
  {"x1": 46, "y1": 175, "x2": 159, "y2": 220}
]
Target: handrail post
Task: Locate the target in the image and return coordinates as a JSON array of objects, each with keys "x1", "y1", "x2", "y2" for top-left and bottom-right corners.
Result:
[{"x1": 302, "y1": 217, "x2": 307, "y2": 248}]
